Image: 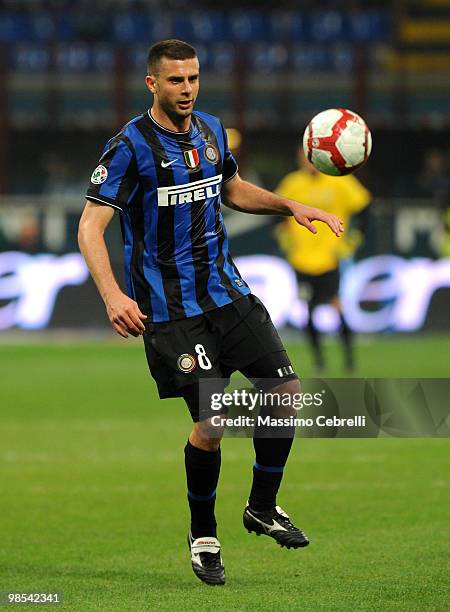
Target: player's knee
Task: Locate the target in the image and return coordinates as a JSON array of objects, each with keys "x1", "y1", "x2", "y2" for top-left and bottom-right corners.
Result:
[
  {"x1": 271, "y1": 377, "x2": 301, "y2": 397},
  {"x1": 190, "y1": 420, "x2": 223, "y2": 452},
  {"x1": 266, "y1": 378, "x2": 302, "y2": 418}
]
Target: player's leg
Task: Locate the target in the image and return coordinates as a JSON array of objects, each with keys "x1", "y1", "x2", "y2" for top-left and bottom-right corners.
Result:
[
  {"x1": 218, "y1": 295, "x2": 309, "y2": 548},
  {"x1": 330, "y1": 295, "x2": 355, "y2": 372},
  {"x1": 142, "y1": 319, "x2": 226, "y2": 585},
  {"x1": 299, "y1": 273, "x2": 325, "y2": 372},
  {"x1": 314, "y1": 267, "x2": 354, "y2": 372},
  {"x1": 249, "y1": 384, "x2": 297, "y2": 513},
  {"x1": 306, "y1": 303, "x2": 324, "y2": 372},
  {"x1": 181, "y1": 387, "x2": 226, "y2": 585},
  {"x1": 240, "y1": 357, "x2": 309, "y2": 548},
  {"x1": 181, "y1": 384, "x2": 224, "y2": 540}
]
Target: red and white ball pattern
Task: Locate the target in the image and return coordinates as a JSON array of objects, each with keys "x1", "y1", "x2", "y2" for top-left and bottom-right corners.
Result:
[{"x1": 303, "y1": 108, "x2": 372, "y2": 176}]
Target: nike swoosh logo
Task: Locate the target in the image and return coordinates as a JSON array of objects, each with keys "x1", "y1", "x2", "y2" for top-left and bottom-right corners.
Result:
[
  {"x1": 161, "y1": 159, "x2": 177, "y2": 168},
  {"x1": 247, "y1": 510, "x2": 285, "y2": 534}
]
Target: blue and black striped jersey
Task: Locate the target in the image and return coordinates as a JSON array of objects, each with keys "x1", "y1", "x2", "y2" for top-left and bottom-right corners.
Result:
[{"x1": 86, "y1": 110, "x2": 250, "y2": 323}]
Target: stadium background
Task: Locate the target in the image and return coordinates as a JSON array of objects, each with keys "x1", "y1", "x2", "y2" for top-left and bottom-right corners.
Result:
[{"x1": 1, "y1": 1, "x2": 449, "y2": 610}]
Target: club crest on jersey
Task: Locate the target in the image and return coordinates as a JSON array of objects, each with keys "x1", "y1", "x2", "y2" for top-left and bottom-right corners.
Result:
[
  {"x1": 184, "y1": 148, "x2": 200, "y2": 169},
  {"x1": 204, "y1": 143, "x2": 219, "y2": 164},
  {"x1": 91, "y1": 165, "x2": 108, "y2": 184},
  {"x1": 177, "y1": 353, "x2": 196, "y2": 373}
]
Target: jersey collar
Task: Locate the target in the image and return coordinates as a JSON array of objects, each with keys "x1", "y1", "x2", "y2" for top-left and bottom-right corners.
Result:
[{"x1": 146, "y1": 110, "x2": 199, "y2": 140}]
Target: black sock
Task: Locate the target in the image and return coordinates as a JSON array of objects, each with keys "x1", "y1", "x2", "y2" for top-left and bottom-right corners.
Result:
[
  {"x1": 184, "y1": 440, "x2": 221, "y2": 539},
  {"x1": 249, "y1": 430, "x2": 295, "y2": 512},
  {"x1": 307, "y1": 310, "x2": 324, "y2": 369},
  {"x1": 339, "y1": 313, "x2": 354, "y2": 370}
]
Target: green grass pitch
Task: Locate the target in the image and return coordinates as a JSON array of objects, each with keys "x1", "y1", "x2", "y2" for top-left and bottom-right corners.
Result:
[{"x1": 1, "y1": 336, "x2": 449, "y2": 611}]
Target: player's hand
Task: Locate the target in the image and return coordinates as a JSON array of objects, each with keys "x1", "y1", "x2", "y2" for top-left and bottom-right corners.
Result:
[
  {"x1": 292, "y1": 204, "x2": 344, "y2": 237},
  {"x1": 105, "y1": 291, "x2": 147, "y2": 338}
]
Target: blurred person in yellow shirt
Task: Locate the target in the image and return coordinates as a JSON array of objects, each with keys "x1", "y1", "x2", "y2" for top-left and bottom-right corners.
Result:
[{"x1": 276, "y1": 149, "x2": 371, "y2": 372}]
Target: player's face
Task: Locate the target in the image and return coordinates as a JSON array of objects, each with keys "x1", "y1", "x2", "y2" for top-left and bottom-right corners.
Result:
[{"x1": 146, "y1": 57, "x2": 200, "y2": 124}]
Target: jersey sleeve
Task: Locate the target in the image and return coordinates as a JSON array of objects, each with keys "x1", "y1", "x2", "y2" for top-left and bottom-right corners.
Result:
[
  {"x1": 86, "y1": 136, "x2": 138, "y2": 212},
  {"x1": 220, "y1": 123, "x2": 238, "y2": 183}
]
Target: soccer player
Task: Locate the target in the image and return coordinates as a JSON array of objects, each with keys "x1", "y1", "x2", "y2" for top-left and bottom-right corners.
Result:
[
  {"x1": 78, "y1": 39, "x2": 343, "y2": 586},
  {"x1": 276, "y1": 148, "x2": 371, "y2": 372}
]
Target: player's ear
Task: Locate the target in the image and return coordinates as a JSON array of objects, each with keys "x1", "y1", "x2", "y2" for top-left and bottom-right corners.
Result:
[{"x1": 145, "y1": 74, "x2": 157, "y2": 94}]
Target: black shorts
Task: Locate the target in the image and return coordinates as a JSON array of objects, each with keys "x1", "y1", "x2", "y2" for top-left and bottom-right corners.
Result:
[
  {"x1": 297, "y1": 268, "x2": 340, "y2": 307},
  {"x1": 143, "y1": 293, "x2": 297, "y2": 407}
]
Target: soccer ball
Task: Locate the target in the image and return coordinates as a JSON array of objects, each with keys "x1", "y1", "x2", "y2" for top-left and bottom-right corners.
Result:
[{"x1": 303, "y1": 108, "x2": 372, "y2": 176}]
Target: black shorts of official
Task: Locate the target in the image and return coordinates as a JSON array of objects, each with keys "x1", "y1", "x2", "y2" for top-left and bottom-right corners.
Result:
[
  {"x1": 143, "y1": 294, "x2": 298, "y2": 421},
  {"x1": 296, "y1": 267, "x2": 340, "y2": 307}
]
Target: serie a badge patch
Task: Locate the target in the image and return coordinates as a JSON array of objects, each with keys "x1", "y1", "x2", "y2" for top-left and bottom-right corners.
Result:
[
  {"x1": 91, "y1": 165, "x2": 108, "y2": 184},
  {"x1": 184, "y1": 149, "x2": 200, "y2": 169}
]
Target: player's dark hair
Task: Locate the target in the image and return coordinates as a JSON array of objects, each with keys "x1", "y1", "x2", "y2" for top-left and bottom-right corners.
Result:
[{"x1": 147, "y1": 39, "x2": 197, "y2": 75}]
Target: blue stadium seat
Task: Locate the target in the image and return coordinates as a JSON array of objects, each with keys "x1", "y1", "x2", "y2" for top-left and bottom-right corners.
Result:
[
  {"x1": 250, "y1": 43, "x2": 290, "y2": 74},
  {"x1": 55, "y1": 13, "x2": 74, "y2": 42},
  {"x1": 228, "y1": 11, "x2": 269, "y2": 42},
  {"x1": 348, "y1": 10, "x2": 388, "y2": 41},
  {"x1": 0, "y1": 11, "x2": 32, "y2": 42},
  {"x1": 147, "y1": 12, "x2": 173, "y2": 43},
  {"x1": 91, "y1": 44, "x2": 114, "y2": 72},
  {"x1": 291, "y1": 43, "x2": 329, "y2": 72},
  {"x1": 112, "y1": 11, "x2": 153, "y2": 43},
  {"x1": 175, "y1": 11, "x2": 228, "y2": 43},
  {"x1": 310, "y1": 11, "x2": 345, "y2": 42},
  {"x1": 192, "y1": 43, "x2": 209, "y2": 70},
  {"x1": 56, "y1": 43, "x2": 92, "y2": 72},
  {"x1": 210, "y1": 43, "x2": 235, "y2": 75},
  {"x1": 267, "y1": 11, "x2": 308, "y2": 42},
  {"x1": 29, "y1": 13, "x2": 55, "y2": 42},
  {"x1": 129, "y1": 44, "x2": 149, "y2": 73},
  {"x1": 9, "y1": 43, "x2": 51, "y2": 71},
  {"x1": 330, "y1": 43, "x2": 354, "y2": 72}
]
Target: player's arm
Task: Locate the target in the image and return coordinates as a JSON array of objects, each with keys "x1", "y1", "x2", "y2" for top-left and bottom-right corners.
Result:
[
  {"x1": 78, "y1": 200, "x2": 147, "y2": 338},
  {"x1": 222, "y1": 173, "x2": 344, "y2": 237}
]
